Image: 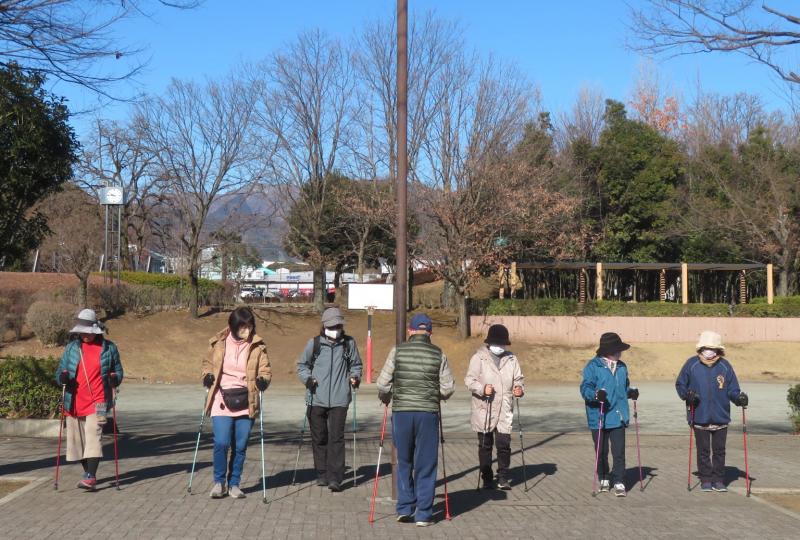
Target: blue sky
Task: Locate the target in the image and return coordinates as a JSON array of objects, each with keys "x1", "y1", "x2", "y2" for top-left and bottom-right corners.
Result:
[{"x1": 57, "y1": 0, "x2": 794, "y2": 140}]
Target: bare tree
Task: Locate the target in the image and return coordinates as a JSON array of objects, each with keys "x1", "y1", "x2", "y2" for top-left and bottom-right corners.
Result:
[
  {"x1": 37, "y1": 183, "x2": 104, "y2": 308},
  {"x1": 0, "y1": 0, "x2": 200, "y2": 99},
  {"x1": 139, "y1": 74, "x2": 258, "y2": 317},
  {"x1": 354, "y1": 13, "x2": 462, "y2": 182},
  {"x1": 253, "y1": 30, "x2": 358, "y2": 312},
  {"x1": 555, "y1": 86, "x2": 606, "y2": 150},
  {"x1": 630, "y1": 1, "x2": 800, "y2": 85},
  {"x1": 76, "y1": 117, "x2": 164, "y2": 269}
]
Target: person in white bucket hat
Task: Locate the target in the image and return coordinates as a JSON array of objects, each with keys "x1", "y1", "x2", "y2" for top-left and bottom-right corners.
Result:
[
  {"x1": 54, "y1": 309, "x2": 123, "y2": 491},
  {"x1": 675, "y1": 330, "x2": 747, "y2": 492}
]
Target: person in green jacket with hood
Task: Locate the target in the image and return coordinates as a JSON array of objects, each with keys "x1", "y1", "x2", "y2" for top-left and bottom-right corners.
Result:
[
  {"x1": 54, "y1": 309, "x2": 123, "y2": 491},
  {"x1": 296, "y1": 307, "x2": 362, "y2": 492}
]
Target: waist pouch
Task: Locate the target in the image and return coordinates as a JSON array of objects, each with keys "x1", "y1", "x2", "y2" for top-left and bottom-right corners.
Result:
[{"x1": 221, "y1": 387, "x2": 249, "y2": 411}]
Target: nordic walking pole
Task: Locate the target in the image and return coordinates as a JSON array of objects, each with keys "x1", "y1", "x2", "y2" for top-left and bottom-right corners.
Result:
[
  {"x1": 591, "y1": 402, "x2": 605, "y2": 497},
  {"x1": 259, "y1": 390, "x2": 268, "y2": 504},
  {"x1": 514, "y1": 396, "x2": 529, "y2": 492},
  {"x1": 54, "y1": 375, "x2": 67, "y2": 491},
  {"x1": 476, "y1": 396, "x2": 492, "y2": 491},
  {"x1": 632, "y1": 399, "x2": 644, "y2": 492},
  {"x1": 438, "y1": 403, "x2": 451, "y2": 520},
  {"x1": 742, "y1": 405, "x2": 751, "y2": 497},
  {"x1": 368, "y1": 404, "x2": 389, "y2": 524},
  {"x1": 111, "y1": 385, "x2": 120, "y2": 490},
  {"x1": 187, "y1": 389, "x2": 208, "y2": 494},
  {"x1": 687, "y1": 405, "x2": 695, "y2": 492},
  {"x1": 292, "y1": 391, "x2": 313, "y2": 486},
  {"x1": 352, "y1": 386, "x2": 358, "y2": 487}
]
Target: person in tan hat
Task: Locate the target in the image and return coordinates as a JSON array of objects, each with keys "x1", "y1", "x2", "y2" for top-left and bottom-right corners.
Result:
[
  {"x1": 53, "y1": 309, "x2": 123, "y2": 491},
  {"x1": 296, "y1": 307, "x2": 362, "y2": 492},
  {"x1": 465, "y1": 324, "x2": 524, "y2": 490},
  {"x1": 676, "y1": 330, "x2": 748, "y2": 492}
]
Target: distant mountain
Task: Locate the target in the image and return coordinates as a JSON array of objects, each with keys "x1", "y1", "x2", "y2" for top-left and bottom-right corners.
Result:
[{"x1": 207, "y1": 186, "x2": 292, "y2": 260}]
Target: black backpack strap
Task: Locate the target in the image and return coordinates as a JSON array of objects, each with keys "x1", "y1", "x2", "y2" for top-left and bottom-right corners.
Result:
[{"x1": 311, "y1": 335, "x2": 321, "y2": 371}]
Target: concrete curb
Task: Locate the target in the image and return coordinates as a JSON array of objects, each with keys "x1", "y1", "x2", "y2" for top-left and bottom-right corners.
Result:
[
  {"x1": 0, "y1": 477, "x2": 49, "y2": 507},
  {"x1": 0, "y1": 419, "x2": 60, "y2": 438}
]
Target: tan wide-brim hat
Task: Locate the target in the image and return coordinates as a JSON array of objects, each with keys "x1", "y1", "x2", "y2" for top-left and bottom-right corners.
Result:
[{"x1": 696, "y1": 330, "x2": 724, "y2": 352}]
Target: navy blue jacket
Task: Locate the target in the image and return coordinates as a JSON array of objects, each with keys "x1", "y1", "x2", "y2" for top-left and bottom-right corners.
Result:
[
  {"x1": 580, "y1": 356, "x2": 630, "y2": 430},
  {"x1": 675, "y1": 356, "x2": 741, "y2": 425}
]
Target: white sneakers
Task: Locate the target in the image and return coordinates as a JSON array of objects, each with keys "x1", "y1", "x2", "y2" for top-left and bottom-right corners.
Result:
[
  {"x1": 614, "y1": 483, "x2": 627, "y2": 497},
  {"x1": 599, "y1": 479, "x2": 610, "y2": 492},
  {"x1": 209, "y1": 482, "x2": 227, "y2": 498}
]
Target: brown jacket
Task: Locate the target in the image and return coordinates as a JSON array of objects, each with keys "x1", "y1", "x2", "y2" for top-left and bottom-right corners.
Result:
[{"x1": 201, "y1": 329, "x2": 271, "y2": 418}]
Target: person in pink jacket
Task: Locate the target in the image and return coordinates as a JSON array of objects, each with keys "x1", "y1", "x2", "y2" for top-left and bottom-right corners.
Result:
[{"x1": 465, "y1": 324, "x2": 524, "y2": 490}]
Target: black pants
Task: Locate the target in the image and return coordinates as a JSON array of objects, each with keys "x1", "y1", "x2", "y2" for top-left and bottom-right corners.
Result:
[
  {"x1": 591, "y1": 426, "x2": 626, "y2": 485},
  {"x1": 478, "y1": 430, "x2": 511, "y2": 482},
  {"x1": 694, "y1": 426, "x2": 727, "y2": 483},
  {"x1": 308, "y1": 406, "x2": 348, "y2": 484}
]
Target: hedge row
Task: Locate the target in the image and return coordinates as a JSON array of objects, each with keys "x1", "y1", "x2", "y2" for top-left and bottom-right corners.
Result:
[
  {"x1": 95, "y1": 271, "x2": 223, "y2": 294},
  {"x1": 480, "y1": 296, "x2": 800, "y2": 317},
  {"x1": 0, "y1": 357, "x2": 61, "y2": 419}
]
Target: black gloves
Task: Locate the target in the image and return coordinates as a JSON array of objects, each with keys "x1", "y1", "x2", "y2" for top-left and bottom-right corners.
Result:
[
  {"x1": 109, "y1": 372, "x2": 121, "y2": 387},
  {"x1": 255, "y1": 377, "x2": 269, "y2": 392},
  {"x1": 595, "y1": 389, "x2": 607, "y2": 402},
  {"x1": 350, "y1": 377, "x2": 360, "y2": 390},
  {"x1": 736, "y1": 392, "x2": 749, "y2": 407},
  {"x1": 627, "y1": 388, "x2": 639, "y2": 401},
  {"x1": 59, "y1": 370, "x2": 70, "y2": 386},
  {"x1": 305, "y1": 377, "x2": 318, "y2": 392},
  {"x1": 203, "y1": 373, "x2": 215, "y2": 389},
  {"x1": 685, "y1": 389, "x2": 700, "y2": 407},
  {"x1": 379, "y1": 392, "x2": 391, "y2": 405}
]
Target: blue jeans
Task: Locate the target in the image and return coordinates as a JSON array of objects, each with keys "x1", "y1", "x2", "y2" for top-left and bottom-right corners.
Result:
[
  {"x1": 212, "y1": 416, "x2": 253, "y2": 487},
  {"x1": 392, "y1": 411, "x2": 439, "y2": 522}
]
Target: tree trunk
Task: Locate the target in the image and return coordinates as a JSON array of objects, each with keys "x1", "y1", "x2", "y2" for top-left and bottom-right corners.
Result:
[
  {"x1": 357, "y1": 236, "x2": 366, "y2": 281},
  {"x1": 78, "y1": 275, "x2": 89, "y2": 309},
  {"x1": 456, "y1": 289, "x2": 470, "y2": 339},
  {"x1": 313, "y1": 264, "x2": 326, "y2": 313}
]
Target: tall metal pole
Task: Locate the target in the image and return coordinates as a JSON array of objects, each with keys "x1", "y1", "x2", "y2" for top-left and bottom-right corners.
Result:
[
  {"x1": 395, "y1": 0, "x2": 408, "y2": 344},
  {"x1": 392, "y1": 0, "x2": 409, "y2": 504}
]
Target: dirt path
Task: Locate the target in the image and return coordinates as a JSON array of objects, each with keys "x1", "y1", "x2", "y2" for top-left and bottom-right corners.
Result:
[{"x1": 2, "y1": 307, "x2": 799, "y2": 385}]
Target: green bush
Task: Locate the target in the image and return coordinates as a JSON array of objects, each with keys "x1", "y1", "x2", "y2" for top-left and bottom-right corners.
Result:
[
  {"x1": 478, "y1": 298, "x2": 800, "y2": 317},
  {"x1": 111, "y1": 271, "x2": 222, "y2": 294},
  {"x1": 788, "y1": 384, "x2": 800, "y2": 433},
  {"x1": 0, "y1": 357, "x2": 61, "y2": 419},
  {"x1": 26, "y1": 301, "x2": 75, "y2": 346}
]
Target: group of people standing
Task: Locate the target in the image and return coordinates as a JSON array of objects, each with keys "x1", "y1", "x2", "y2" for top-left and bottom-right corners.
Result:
[{"x1": 52, "y1": 305, "x2": 750, "y2": 526}]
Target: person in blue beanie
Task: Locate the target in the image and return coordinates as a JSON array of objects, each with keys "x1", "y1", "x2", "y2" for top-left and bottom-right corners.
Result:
[
  {"x1": 676, "y1": 330, "x2": 748, "y2": 492},
  {"x1": 580, "y1": 332, "x2": 639, "y2": 497}
]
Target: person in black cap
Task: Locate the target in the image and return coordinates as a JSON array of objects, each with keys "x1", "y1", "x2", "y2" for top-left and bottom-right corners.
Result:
[
  {"x1": 376, "y1": 313, "x2": 455, "y2": 527},
  {"x1": 465, "y1": 324, "x2": 524, "y2": 489},
  {"x1": 579, "y1": 332, "x2": 639, "y2": 497}
]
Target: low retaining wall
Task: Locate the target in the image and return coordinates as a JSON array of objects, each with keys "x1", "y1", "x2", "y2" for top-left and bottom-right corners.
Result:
[
  {"x1": 0, "y1": 419, "x2": 60, "y2": 438},
  {"x1": 471, "y1": 315, "x2": 800, "y2": 345}
]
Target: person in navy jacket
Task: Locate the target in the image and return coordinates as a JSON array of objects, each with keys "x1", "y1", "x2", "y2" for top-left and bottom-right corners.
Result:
[
  {"x1": 676, "y1": 330, "x2": 748, "y2": 492},
  {"x1": 580, "y1": 332, "x2": 639, "y2": 497}
]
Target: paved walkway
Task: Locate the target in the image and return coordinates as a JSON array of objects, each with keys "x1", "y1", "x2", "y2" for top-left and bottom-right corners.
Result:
[{"x1": 0, "y1": 384, "x2": 798, "y2": 539}]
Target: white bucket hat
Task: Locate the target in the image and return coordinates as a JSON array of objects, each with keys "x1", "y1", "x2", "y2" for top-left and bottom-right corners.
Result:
[
  {"x1": 70, "y1": 309, "x2": 105, "y2": 335},
  {"x1": 696, "y1": 330, "x2": 724, "y2": 352}
]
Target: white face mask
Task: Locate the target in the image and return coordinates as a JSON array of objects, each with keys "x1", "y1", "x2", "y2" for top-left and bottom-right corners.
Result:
[
  {"x1": 700, "y1": 349, "x2": 718, "y2": 360},
  {"x1": 324, "y1": 328, "x2": 341, "y2": 340},
  {"x1": 488, "y1": 345, "x2": 505, "y2": 356}
]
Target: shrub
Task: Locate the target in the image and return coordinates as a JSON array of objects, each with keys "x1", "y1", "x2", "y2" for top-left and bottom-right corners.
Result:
[
  {"x1": 25, "y1": 301, "x2": 75, "y2": 346},
  {"x1": 0, "y1": 357, "x2": 61, "y2": 419},
  {"x1": 0, "y1": 289, "x2": 33, "y2": 341},
  {"x1": 90, "y1": 283, "x2": 133, "y2": 318},
  {"x1": 788, "y1": 384, "x2": 800, "y2": 433}
]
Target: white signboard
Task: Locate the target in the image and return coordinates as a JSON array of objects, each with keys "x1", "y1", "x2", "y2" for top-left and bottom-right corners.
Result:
[{"x1": 348, "y1": 283, "x2": 394, "y2": 310}]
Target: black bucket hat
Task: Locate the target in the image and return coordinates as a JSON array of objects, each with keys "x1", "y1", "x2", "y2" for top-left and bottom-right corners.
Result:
[
  {"x1": 484, "y1": 324, "x2": 511, "y2": 346},
  {"x1": 596, "y1": 332, "x2": 630, "y2": 356}
]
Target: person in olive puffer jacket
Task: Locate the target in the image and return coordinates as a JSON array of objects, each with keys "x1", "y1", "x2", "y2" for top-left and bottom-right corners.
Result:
[{"x1": 376, "y1": 313, "x2": 455, "y2": 527}]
